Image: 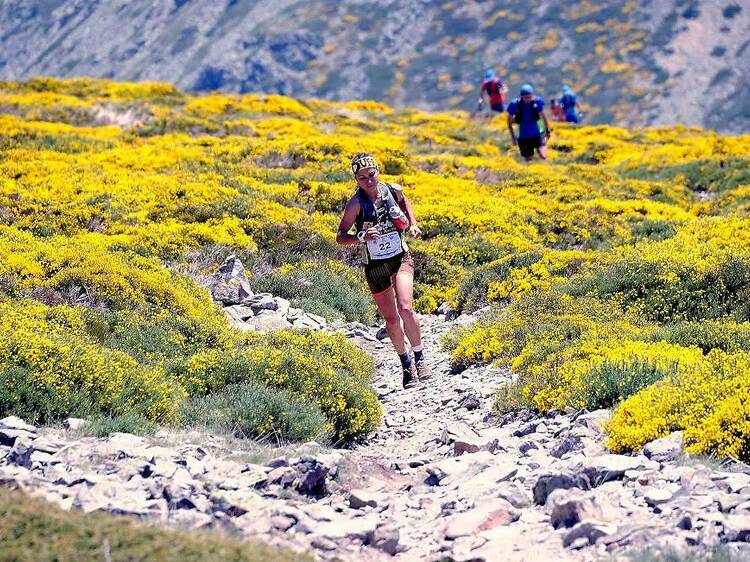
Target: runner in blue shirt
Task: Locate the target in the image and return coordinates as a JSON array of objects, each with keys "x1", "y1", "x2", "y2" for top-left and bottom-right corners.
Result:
[
  {"x1": 506, "y1": 84, "x2": 551, "y2": 162},
  {"x1": 559, "y1": 85, "x2": 580, "y2": 123}
]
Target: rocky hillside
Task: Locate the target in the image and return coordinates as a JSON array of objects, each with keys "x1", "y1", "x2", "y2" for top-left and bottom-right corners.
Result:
[
  {"x1": 0, "y1": 0, "x2": 748, "y2": 131},
  {"x1": 5, "y1": 314, "x2": 750, "y2": 561}
]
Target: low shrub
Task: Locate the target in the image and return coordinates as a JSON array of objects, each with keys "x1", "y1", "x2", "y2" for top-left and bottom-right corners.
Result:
[
  {"x1": 77, "y1": 413, "x2": 157, "y2": 438},
  {"x1": 623, "y1": 157, "x2": 750, "y2": 194},
  {"x1": 607, "y1": 350, "x2": 750, "y2": 460},
  {"x1": 181, "y1": 382, "x2": 327, "y2": 443},
  {"x1": 0, "y1": 300, "x2": 185, "y2": 424},
  {"x1": 629, "y1": 218, "x2": 676, "y2": 242},
  {"x1": 251, "y1": 260, "x2": 375, "y2": 324},
  {"x1": 454, "y1": 250, "x2": 543, "y2": 311},
  {"x1": 185, "y1": 330, "x2": 380, "y2": 444},
  {"x1": 104, "y1": 309, "x2": 233, "y2": 372},
  {"x1": 643, "y1": 320, "x2": 750, "y2": 353},
  {"x1": 0, "y1": 488, "x2": 311, "y2": 562},
  {"x1": 447, "y1": 287, "x2": 708, "y2": 413},
  {"x1": 571, "y1": 358, "x2": 677, "y2": 410},
  {"x1": 570, "y1": 250, "x2": 750, "y2": 323}
]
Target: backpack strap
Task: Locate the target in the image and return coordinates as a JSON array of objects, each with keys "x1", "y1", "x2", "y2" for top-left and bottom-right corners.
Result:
[
  {"x1": 382, "y1": 182, "x2": 402, "y2": 207},
  {"x1": 355, "y1": 187, "x2": 376, "y2": 227}
]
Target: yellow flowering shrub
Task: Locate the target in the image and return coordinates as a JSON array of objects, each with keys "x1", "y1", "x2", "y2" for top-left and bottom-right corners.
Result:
[
  {"x1": 184, "y1": 330, "x2": 381, "y2": 442},
  {"x1": 3, "y1": 77, "x2": 750, "y2": 451},
  {"x1": 607, "y1": 351, "x2": 750, "y2": 459},
  {"x1": 0, "y1": 300, "x2": 184, "y2": 423}
]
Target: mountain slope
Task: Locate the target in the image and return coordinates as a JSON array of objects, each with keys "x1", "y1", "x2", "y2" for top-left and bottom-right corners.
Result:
[{"x1": 1, "y1": 0, "x2": 749, "y2": 131}]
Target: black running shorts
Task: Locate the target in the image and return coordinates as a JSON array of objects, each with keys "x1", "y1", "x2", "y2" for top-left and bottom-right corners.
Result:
[
  {"x1": 518, "y1": 135, "x2": 543, "y2": 158},
  {"x1": 364, "y1": 252, "x2": 415, "y2": 294}
]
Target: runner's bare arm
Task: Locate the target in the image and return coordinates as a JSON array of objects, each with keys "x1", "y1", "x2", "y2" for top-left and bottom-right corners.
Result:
[
  {"x1": 541, "y1": 110, "x2": 551, "y2": 138},
  {"x1": 336, "y1": 199, "x2": 362, "y2": 246},
  {"x1": 395, "y1": 187, "x2": 422, "y2": 238},
  {"x1": 404, "y1": 196, "x2": 422, "y2": 238},
  {"x1": 507, "y1": 113, "x2": 517, "y2": 145}
]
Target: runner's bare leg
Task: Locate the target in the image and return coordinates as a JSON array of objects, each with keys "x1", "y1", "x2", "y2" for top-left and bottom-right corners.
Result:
[
  {"x1": 372, "y1": 287, "x2": 408, "y2": 354},
  {"x1": 393, "y1": 270, "x2": 422, "y2": 349}
]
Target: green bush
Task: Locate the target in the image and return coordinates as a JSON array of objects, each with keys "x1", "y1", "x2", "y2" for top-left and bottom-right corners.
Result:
[
  {"x1": 181, "y1": 382, "x2": 327, "y2": 443},
  {"x1": 644, "y1": 320, "x2": 750, "y2": 353},
  {"x1": 570, "y1": 254, "x2": 750, "y2": 322},
  {"x1": 623, "y1": 157, "x2": 750, "y2": 194},
  {"x1": 0, "y1": 300, "x2": 189, "y2": 424},
  {"x1": 629, "y1": 218, "x2": 676, "y2": 242},
  {"x1": 77, "y1": 413, "x2": 157, "y2": 438},
  {"x1": 572, "y1": 359, "x2": 677, "y2": 410},
  {"x1": 0, "y1": 488, "x2": 312, "y2": 562},
  {"x1": 251, "y1": 262, "x2": 375, "y2": 323},
  {"x1": 186, "y1": 330, "x2": 380, "y2": 444},
  {"x1": 0, "y1": 365, "x2": 97, "y2": 425},
  {"x1": 105, "y1": 309, "x2": 231, "y2": 371}
]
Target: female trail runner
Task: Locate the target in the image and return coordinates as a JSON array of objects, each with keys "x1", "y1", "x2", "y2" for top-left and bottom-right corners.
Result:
[{"x1": 335, "y1": 153, "x2": 431, "y2": 388}]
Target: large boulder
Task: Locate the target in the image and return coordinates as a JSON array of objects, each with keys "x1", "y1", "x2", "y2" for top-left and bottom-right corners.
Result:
[
  {"x1": 722, "y1": 513, "x2": 750, "y2": 542},
  {"x1": 575, "y1": 409, "x2": 611, "y2": 434},
  {"x1": 244, "y1": 293, "x2": 277, "y2": 311},
  {"x1": 533, "y1": 472, "x2": 591, "y2": 505},
  {"x1": 293, "y1": 457, "x2": 329, "y2": 497},
  {"x1": 210, "y1": 255, "x2": 254, "y2": 305},
  {"x1": 292, "y1": 313, "x2": 327, "y2": 331},
  {"x1": 370, "y1": 524, "x2": 401, "y2": 555},
  {"x1": 547, "y1": 488, "x2": 603, "y2": 529},
  {"x1": 223, "y1": 305, "x2": 255, "y2": 326},
  {"x1": 0, "y1": 416, "x2": 38, "y2": 447},
  {"x1": 563, "y1": 521, "x2": 616, "y2": 548},
  {"x1": 439, "y1": 423, "x2": 486, "y2": 456},
  {"x1": 244, "y1": 313, "x2": 293, "y2": 332},
  {"x1": 643, "y1": 432, "x2": 683, "y2": 463},
  {"x1": 7, "y1": 438, "x2": 33, "y2": 468},
  {"x1": 315, "y1": 514, "x2": 379, "y2": 542},
  {"x1": 579, "y1": 454, "x2": 657, "y2": 486},
  {"x1": 443, "y1": 498, "x2": 519, "y2": 539},
  {"x1": 550, "y1": 434, "x2": 585, "y2": 459},
  {"x1": 0, "y1": 416, "x2": 37, "y2": 433}
]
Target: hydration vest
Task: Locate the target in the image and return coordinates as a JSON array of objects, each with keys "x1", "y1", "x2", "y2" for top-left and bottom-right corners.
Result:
[{"x1": 355, "y1": 183, "x2": 408, "y2": 263}]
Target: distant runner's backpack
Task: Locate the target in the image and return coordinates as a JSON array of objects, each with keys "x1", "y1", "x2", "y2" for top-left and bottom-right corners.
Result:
[
  {"x1": 512, "y1": 97, "x2": 541, "y2": 124},
  {"x1": 560, "y1": 93, "x2": 577, "y2": 112}
]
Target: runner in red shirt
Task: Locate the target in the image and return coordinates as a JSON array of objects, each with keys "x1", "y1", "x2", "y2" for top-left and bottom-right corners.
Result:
[{"x1": 478, "y1": 69, "x2": 508, "y2": 114}]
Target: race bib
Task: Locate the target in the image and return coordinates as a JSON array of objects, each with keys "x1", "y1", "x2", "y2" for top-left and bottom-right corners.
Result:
[{"x1": 367, "y1": 231, "x2": 402, "y2": 260}]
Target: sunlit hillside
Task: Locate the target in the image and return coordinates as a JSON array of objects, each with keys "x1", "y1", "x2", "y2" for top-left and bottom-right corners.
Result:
[
  {"x1": 2, "y1": 77, "x2": 750, "y2": 460},
  {"x1": 1, "y1": 1, "x2": 749, "y2": 131}
]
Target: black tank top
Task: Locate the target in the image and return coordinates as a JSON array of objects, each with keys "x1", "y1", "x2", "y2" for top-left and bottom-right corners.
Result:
[{"x1": 354, "y1": 183, "x2": 408, "y2": 263}]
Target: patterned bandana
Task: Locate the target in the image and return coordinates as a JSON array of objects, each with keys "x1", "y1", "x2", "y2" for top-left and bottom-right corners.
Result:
[{"x1": 351, "y1": 154, "x2": 379, "y2": 175}]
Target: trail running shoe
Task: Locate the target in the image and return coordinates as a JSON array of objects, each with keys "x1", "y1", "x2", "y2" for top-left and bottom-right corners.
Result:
[
  {"x1": 415, "y1": 360, "x2": 432, "y2": 380},
  {"x1": 402, "y1": 362, "x2": 418, "y2": 389}
]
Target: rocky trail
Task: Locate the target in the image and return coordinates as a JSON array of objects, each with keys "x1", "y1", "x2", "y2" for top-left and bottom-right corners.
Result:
[{"x1": 3, "y1": 311, "x2": 750, "y2": 561}]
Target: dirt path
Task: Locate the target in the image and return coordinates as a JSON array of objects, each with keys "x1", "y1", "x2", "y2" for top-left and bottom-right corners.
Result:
[{"x1": 337, "y1": 315, "x2": 586, "y2": 561}]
